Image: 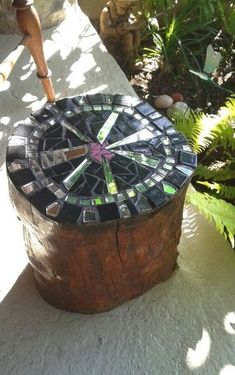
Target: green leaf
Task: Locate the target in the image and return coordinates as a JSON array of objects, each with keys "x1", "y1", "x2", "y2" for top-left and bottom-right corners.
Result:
[
  {"x1": 195, "y1": 164, "x2": 235, "y2": 181},
  {"x1": 203, "y1": 44, "x2": 221, "y2": 74},
  {"x1": 197, "y1": 181, "x2": 235, "y2": 200},
  {"x1": 187, "y1": 190, "x2": 235, "y2": 248},
  {"x1": 189, "y1": 69, "x2": 209, "y2": 80}
]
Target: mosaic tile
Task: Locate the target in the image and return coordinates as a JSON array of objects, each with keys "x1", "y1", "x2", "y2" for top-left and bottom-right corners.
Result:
[
  {"x1": 6, "y1": 94, "x2": 196, "y2": 225},
  {"x1": 83, "y1": 208, "x2": 96, "y2": 223},
  {"x1": 179, "y1": 151, "x2": 197, "y2": 167},
  {"x1": 118, "y1": 203, "x2": 131, "y2": 218}
]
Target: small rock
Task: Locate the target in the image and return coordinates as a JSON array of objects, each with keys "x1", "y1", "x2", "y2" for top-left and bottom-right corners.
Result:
[
  {"x1": 154, "y1": 95, "x2": 173, "y2": 110},
  {"x1": 134, "y1": 61, "x2": 144, "y2": 72},
  {"x1": 167, "y1": 102, "x2": 190, "y2": 117},
  {"x1": 171, "y1": 92, "x2": 183, "y2": 103}
]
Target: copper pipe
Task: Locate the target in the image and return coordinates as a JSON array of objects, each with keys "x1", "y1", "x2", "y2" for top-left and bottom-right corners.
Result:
[{"x1": 12, "y1": 0, "x2": 56, "y2": 102}]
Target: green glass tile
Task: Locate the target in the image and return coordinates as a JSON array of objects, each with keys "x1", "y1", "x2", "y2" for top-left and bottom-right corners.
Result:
[
  {"x1": 144, "y1": 179, "x2": 155, "y2": 187},
  {"x1": 126, "y1": 189, "x2": 136, "y2": 198},
  {"x1": 105, "y1": 195, "x2": 116, "y2": 203},
  {"x1": 93, "y1": 105, "x2": 102, "y2": 111},
  {"x1": 79, "y1": 198, "x2": 92, "y2": 205},
  {"x1": 163, "y1": 183, "x2": 177, "y2": 195},
  {"x1": 97, "y1": 112, "x2": 119, "y2": 143},
  {"x1": 63, "y1": 158, "x2": 91, "y2": 190},
  {"x1": 135, "y1": 183, "x2": 147, "y2": 192},
  {"x1": 92, "y1": 198, "x2": 103, "y2": 205},
  {"x1": 102, "y1": 159, "x2": 118, "y2": 194},
  {"x1": 112, "y1": 150, "x2": 160, "y2": 169},
  {"x1": 107, "y1": 128, "x2": 154, "y2": 150},
  {"x1": 65, "y1": 195, "x2": 80, "y2": 205}
]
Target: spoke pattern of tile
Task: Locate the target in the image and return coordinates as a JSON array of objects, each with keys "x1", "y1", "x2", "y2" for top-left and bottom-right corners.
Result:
[{"x1": 6, "y1": 94, "x2": 197, "y2": 224}]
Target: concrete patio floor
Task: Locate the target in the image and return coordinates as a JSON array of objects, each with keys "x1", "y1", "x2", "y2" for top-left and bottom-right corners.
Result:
[{"x1": 0, "y1": 4, "x2": 235, "y2": 375}]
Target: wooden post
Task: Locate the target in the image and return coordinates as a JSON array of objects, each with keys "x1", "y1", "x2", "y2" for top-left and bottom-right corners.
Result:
[{"x1": 12, "y1": 0, "x2": 55, "y2": 102}]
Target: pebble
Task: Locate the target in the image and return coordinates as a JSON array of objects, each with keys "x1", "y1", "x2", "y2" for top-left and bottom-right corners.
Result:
[
  {"x1": 171, "y1": 92, "x2": 183, "y2": 103},
  {"x1": 134, "y1": 61, "x2": 144, "y2": 71},
  {"x1": 167, "y1": 102, "x2": 190, "y2": 117},
  {"x1": 154, "y1": 95, "x2": 173, "y2": 110}
]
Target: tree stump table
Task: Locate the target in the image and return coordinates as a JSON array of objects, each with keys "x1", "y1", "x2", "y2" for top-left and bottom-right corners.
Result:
[{"x1": 6, "y1": 94, "x2": 197, "y2": 313}]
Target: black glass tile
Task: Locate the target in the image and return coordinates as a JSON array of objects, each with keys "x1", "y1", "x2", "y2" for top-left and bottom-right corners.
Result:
[
  {"x1": 179, "y1": 151, "x2": 197, "y2": 167},
  {"x1": 30, "y1": 188, "x2": 55, "y2": 208},
  {"x1": 94, "y1": 180, "x2": 107, "y2": 194},
  {"x1": 12, "y1": 124, "x2": 35, "y2": 137},
  {"x1": 86, "y1": 94, "x2": 106, "y2": 105},
  {"x1": 56, "y1": 98, "x2": 77, "y2": 112},
  {"x1": 110, "y1": 161, "x2": 130, "y2": 175},
  {"x1": 116, "y1": 176, "x2": 132, "y2": 190},
  {"x1": 7, "y1": 145, "x2": 26, "y2": 161},
  {"x1": 43, "y1": 123, "x2": 63, "y2": 138},
  {"x1": 57, "y1": 203, "x2": 82, "y2": 223},
  {"x1": 97, "y1": 203, "x2": 120, "y2": 222},
  {"x1": 106, "y1": 129, "x2": 124, "y2": 144},
  {"x1": 144, "y1": 186, "x2": 168, "y2": 207},
  {"x1": 44, "y1": 138, "x2": 65, "y2": 149},
  {"x1": 74, "y1": 182, "x2": 90, "y2": 196},
  {"x1": 126, "y1": 199, "x2": 139, "y2": 216},
  {"x1": 32, "y1": 107, "x2": 54, "y2": 123},
  {"x1": 72, "y1": 96, "x2": 89, "y2": 106},
  {"x1": 169, "y1": 133, "x2": 188, "y2": 145},
  {"x1": 165, "y1": 170, "x2": 189, "y2": 188},
  {"x1": 52, "y1": 162, "x2": 73, "y2": 175},
  {"x1": 151, "y1": 144, "x2": 166, "y2": 157},
  {"x1": 85, "y1": 173, "x2": 98, "y2": 190},
  {"x1": 111, "y1": 155, "x2": 130, "y2": 168},
  {"x1": 135, "y1": 102, "x2": 155, "y2": 116},
  {"x1": 9, "y1": 168, "x2": 36, "y2": 187},
  {"x1": 136, "y1": 164, "x2": 151, "y2": 179},
  {"x1": 116, "y1": 121, "x2": 134, "y2": 136},
  {"x1": 151, "y1": 117, "x2": 172, "y2": 131}
]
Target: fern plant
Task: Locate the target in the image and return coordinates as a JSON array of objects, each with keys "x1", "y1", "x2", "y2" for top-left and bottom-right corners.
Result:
[{"x1": 172, "y1": 96, "x2": 235, "y2": 247}]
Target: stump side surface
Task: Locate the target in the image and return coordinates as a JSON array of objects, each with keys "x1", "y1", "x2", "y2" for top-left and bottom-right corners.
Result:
[{"x1": 9, "y1": 180, "x2": 187, "y2": 313}]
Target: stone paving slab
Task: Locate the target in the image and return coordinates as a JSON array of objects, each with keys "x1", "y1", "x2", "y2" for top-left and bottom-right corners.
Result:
[{"x1": 0, "y1": 4, "x2": 235, "y2": 375}]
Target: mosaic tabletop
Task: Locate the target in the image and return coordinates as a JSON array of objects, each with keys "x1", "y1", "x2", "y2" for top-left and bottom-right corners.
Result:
[{"x1": 6, "y1": 94, "x2": 197, "y2": 225}]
